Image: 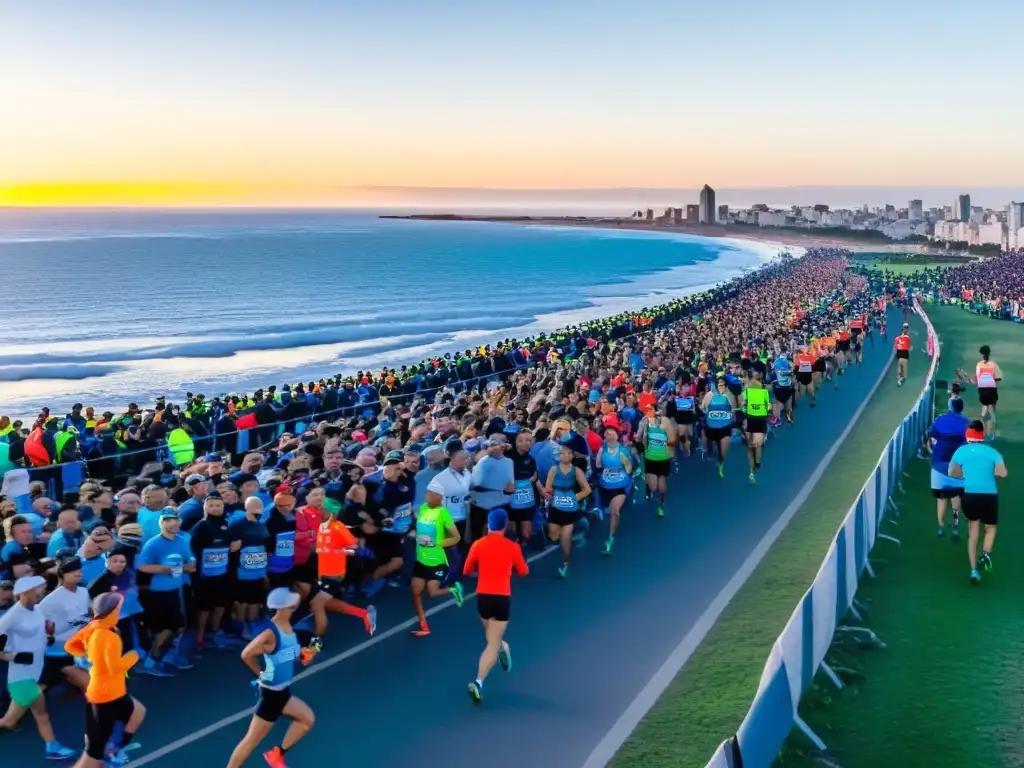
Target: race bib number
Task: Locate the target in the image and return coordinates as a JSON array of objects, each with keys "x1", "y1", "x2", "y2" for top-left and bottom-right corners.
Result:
[
  {"x1": 552, "y1": 489, "x2": 577, "y2": 511},
  {"x1": 602, "y1": 468, "x2": 626, "y2": 485}
]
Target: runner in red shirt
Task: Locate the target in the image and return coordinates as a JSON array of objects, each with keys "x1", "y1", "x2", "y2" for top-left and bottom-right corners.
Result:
[
  {"x1": 893, "y1": 323, "x2": 912, "y2": 386},
  {"x1": 462, "y1": 509, "x2": 528, "y2": 704}
]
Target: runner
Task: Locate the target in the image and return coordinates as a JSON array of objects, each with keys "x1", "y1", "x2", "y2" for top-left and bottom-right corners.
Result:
[
  {"x1": 740, "y1": 370, "x2": 771, "y2": 485},
  {"x1": 893, "y1": 323, "x2": 912, "y2": 386},
  {"x1": 463, "y1": 509, "x2": 529, "y2": 705},
  {"x1": 410, "y1": 481, "x2": 465, "y2": 637},
  {"x1": 701, "y1": 376, "x2": 736, "y2": 478},
  {"x1": 849, "y1": 311, "x2": 866, "y2": 364},
  {"x1": 947, "y1": 420, "x2": 1007, "y2": 583},
  {"x1": 637, "y1": 404, "x2": 676, "y2": 518},
  {"x1": 834, "y1": 326, "x2": 851, "y2": 377},
  {"x1": 543, "y1": 443, "x2": 591, "y2": 579},
  {"x1": 0, "y1": 575, "x2": 77, "y2": 760},
  {"x1": 594, "y1": 423, "x2": 633, "y2": 556},
  {"x1": 504, "y1": 434, "x2": 539, "y2": 545},
  {"x1": 928, "y1": 397, "x2": 969, "y2": 540},
  {"x1": 771, "y1": 351, "x2": 795, "y2": 425},
  {"x1": 226, "y1": 588, "x2": 317, "y2": 768},
  {"x1": 975, "y1": 344, "x2": 1003, "y2": 442},
  {"x1": 665, "y1": 373, "x2": 697, "y2": 459},
  {"x1": 65, "y1": 592, "x2": 146, "y2": 768},
  {"x1": 793, "y1": 344, "x2": 817, "y2": 408}
]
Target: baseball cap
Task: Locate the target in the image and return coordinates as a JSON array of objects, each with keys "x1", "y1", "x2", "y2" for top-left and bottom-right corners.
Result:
[
  {"x1": 13, "y1": 575, "x2": 46, "y2": 597},
  {"x1": 159, "y1": 508, "x2": 180, "y2": 520},
  {"x1": 267, "y1": 588, "x2": 301, "y2": 610},
  {"x1": 203, "y1": 452, "x2": 223, "y2": 463},
  {"x1": 184, "y1": 474, "x2": 207, "y2": 487},
  {"x1": 382, "y1": 450, "x2": 404, "y2": 466}
]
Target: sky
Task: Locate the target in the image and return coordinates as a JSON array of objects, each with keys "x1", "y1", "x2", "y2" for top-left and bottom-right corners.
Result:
[{"x1": 2, "y1": 1, "x2": 1023, "y2": 207}]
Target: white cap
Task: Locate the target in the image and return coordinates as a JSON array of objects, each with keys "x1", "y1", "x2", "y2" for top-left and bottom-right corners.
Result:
[
  {"x1": 13, "y1": 575, "x2": 46, "y2": 597},
  {"x1": 266, "y1": 588, "x2": 300, "y2": 610}
]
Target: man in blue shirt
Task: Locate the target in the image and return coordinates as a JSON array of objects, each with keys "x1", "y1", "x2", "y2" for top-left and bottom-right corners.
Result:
[
  {"x1": 929, "y1": 397, "x2": 969, "y2": 539},
  {"x1": 949, "y1": 420, "x2": 1007, "y2": 583},
  {"x1": 136, "y1": 509, "x2": 196, "y2": 675},
  {"x1": 771, "y1": 354, "x2": 795, "y2": 424}
]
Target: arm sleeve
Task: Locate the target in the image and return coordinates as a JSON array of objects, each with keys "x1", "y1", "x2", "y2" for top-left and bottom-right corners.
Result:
[
  {"x1": 513, "y1": 545, "x2": 529, "y2": 577},
  {"x1": 462, "y1": 541, "x2": 478, "y2": 575}
]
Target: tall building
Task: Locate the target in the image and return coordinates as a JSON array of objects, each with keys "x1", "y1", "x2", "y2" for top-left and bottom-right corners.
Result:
[
  {"x1": 955, "y1": 194, "x2": 971, "y2": 221},
  {"x1": 909, "y1": 199, "x2": 923, "y2": 220},
  {"x1": 699, "y1": 184, "x2": 716, "y2": 224},
  {"x1": 1010, "y1": 202, "x2": 1024, "y2": 249}
]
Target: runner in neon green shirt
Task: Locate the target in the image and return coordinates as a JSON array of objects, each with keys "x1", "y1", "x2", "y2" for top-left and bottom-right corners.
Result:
[{"x1": 410, "y1": 482, "x2": 464, "y2": 637}]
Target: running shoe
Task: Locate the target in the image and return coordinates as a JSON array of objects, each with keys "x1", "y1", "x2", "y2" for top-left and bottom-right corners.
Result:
[
  {"x1": 699, "y1": 447, "x2": 707, "y2": 462},
  {"x1": 558, "y1": 564, "x2": 568, "y2": 579},
  {"x1": 363, "y1": 578, "x2": 385, "y2": 598},
  {"x1": 105, "y1": 746, "x2": 134, "y2": 766},
  {"x1": 136, "y1": 657, "x2": 174, "y2": 678},
  {"x1": 717, "y1": 462, "x2": 724, "y2": 479},
  {"x1": 262, "y1": 745, "x2": 288, "y2": 768},
  {"x1": 937, "y1": 526, "x2": 945, "y2": 538},
  {"x1": 164, "y1": 654, "x2": 195, "y2": 671},
  {"x1": 451, "y1": 581, "x2": 465, "y2": 607},
  {"x1": 748, "y1": 471, "x2": 756, "y2": 485},
  {"x1": 970, "y1": 569, "x2": 982, "y2": 584},
  {"x1": 44, "y1": 742, "x2": 76, "y2": 760},
  {"x1": 657, "y1": 505, "x2": 664, "y2": 518},
  {"x1": 603, "y1": 537, "x2": 614, "y2": 556},
  {"x1": 411, "y1": 622, "x2": 431, "y2": 638},
  {"x1": 385, "y1": 578, "x2": 403, "y2": 588},
  {"x1": 467, "y1": 681, "x2": 483, "y2": 704},
  {"x1": 498, "y1": 641, "x2": 512, "y2": 672},
  {"x1": 980, "y1": 552, "x2": 993, "y2": 572},
  {"x1": 240, "y1": 622, "x2": 254, "y2": 641},
  {"x1": 365, "y1": 605, "x2": 378, "y2": 636},
  {"x1": 212, "y1": 629, "x2": 230, "y2": 650},
  {"x1": 951, "y1": 524, "x2": 960, "y2": 542}
]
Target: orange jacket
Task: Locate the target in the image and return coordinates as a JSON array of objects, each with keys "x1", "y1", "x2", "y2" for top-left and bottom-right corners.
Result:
[{"x1": 65, "y1": 598, "x2": 139, "y2": 704}]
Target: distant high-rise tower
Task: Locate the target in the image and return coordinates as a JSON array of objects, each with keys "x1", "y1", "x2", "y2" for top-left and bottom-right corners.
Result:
[
  {"x1": 908, "y1": 199, "x2": 923, "y2": 220},
  {"x1": 699, "y1": 185, "x2": 716, "y2": 224},
  {"x1": 955, "y1": 194, "x2": 971, "y2": 221}
]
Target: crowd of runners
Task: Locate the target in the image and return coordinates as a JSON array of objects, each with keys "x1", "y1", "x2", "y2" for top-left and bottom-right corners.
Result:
[{"x1": 0, "y1": 247, "x2": 919, "y2": 765}]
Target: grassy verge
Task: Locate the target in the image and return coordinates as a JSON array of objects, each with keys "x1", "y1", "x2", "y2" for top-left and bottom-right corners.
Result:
[
  {"x1": 611, "y1": 316, "x2": 932, "y2": 768},
  {"x1": 778, "y1": 306, "x2": 1024, "y2": 768},
  {"x1": 866, "y1": 261, "x2": 946, "y2": 274}
]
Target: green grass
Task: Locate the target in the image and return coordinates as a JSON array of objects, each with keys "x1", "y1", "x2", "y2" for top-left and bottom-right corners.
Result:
[
  {"x1": 778, "y1": 306, "x2": 1024, "y2": 768},
  {"x1": 611, "y1": 315, "x2": 933, "y2": 768},
  {"x1": 867, "y1": 261, "x2": 946, "y2": 275}
]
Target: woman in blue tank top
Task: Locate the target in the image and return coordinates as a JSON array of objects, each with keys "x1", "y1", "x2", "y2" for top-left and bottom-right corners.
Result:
[
  {"x1": 227, "y1": 588, "x2": 317, "y2": 768},
  {"x1": 701, "y1": 377, "x2": 738, "y2": 478},
  {"x1": 595, "y1": 425, "x2": 634, "y2": 556},
  {"x1": 544, "y1": 444, "x2": 592, "y2": 579}
]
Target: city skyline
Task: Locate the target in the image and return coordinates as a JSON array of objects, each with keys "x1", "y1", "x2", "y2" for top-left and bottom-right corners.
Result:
[{"x1": 3, "y1": 1, "x2": 1023, "y2": 207}]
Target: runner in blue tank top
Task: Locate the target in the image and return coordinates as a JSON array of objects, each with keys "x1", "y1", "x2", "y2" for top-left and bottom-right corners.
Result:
[
  {"x1": 595, "y1": 425, "x2": 633, "y2": 556},
  {"x1": 543, "y1": 444, "x2": 591, "y2": 579},
  {"x1": 701, "y1": 376, "x2": 737, "y2": 478},
  {"x1": 227, "y1": 588, "x2": 317, "y2": 768}
]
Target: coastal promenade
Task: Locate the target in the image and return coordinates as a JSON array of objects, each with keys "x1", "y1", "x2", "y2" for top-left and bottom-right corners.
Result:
[{"x1": 1, "y1": 311, "x2": 912, "y2": 768}]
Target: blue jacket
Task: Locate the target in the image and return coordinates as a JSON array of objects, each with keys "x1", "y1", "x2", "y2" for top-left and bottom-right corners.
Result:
[{"x1": 930, "y1": 412, "x2": 969, "y2": 474}]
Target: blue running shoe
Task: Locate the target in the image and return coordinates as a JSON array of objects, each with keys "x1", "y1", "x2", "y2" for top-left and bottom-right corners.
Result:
[
  {"x1": 366, "y1": 605, "x2": 378, "y2": 636},
  {"x1": 970, "y1": 569, "x2": 982, "y2": 584},
  {"x1": 937, "y1": 526, "x2": 945, "y2": 538},
  {"x1": 364, "y1": 579, "x2": 385, "y2": 598},
  {"x1": 44, "y1": 742, "x2": 76, "y2": 760},
  {"x1": 136, "y1": 657, "x2": 174, "y2": 678},
  {"x1": 498, "y1": 641, "x2": 512, "y2": 673},
  {"x1": 558, "y1": 564, "x2": 568, "y2": 579}
]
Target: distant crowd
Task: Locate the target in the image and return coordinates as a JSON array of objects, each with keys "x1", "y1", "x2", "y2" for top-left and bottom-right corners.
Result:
[{"x1": 861, "y1": 249, "x2": 1024, "y2": 322}]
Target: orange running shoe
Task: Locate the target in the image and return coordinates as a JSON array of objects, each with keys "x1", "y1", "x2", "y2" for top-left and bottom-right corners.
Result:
[
  {"x1": 299, "y1": 647, "x2": 317, "y2": 666},
  {"x1": 410, "y1": 622, "x2": 430, "y2": 637},
  {"x1": 263, "y1": 746, "x2": 288, "y2": 768}
]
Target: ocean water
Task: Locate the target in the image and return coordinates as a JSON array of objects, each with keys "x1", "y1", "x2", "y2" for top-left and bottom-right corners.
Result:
[{"x1": 0, "y1": 209, "x2": 789, "y2": 417}]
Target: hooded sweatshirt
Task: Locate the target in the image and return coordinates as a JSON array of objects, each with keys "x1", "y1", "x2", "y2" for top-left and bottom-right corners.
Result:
[{"x1": 64, "y1": 597, "x2": 139, "y2": 704}]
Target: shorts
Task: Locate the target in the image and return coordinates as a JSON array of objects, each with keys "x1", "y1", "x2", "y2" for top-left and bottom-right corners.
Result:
[
  {"x1": 412, "y1": 561, "x2": 448, "y2": 583},
  {"x1": 235, "y1": 577, "x2": 268, "y2": 606},
  {"x1": 142, "y1": 589, "x2": 184, "y2": 633},
  {"x1": 773, "y1": 385, "x2": 794, "y2": 404},
  {"x1": 507, "y1": 505, "x2": 535, "y2": 524},
  {"x1": 293, "y1": 555, "x2": 319, "y2": 585},
  {"x1": 838, "y1": 341, "x2": 851, "y2": 352},
  {"x1": 644, "y1": 459, "x2": 671, "y2": 477},
  {"x1": 477, "y1": 594, "x2": 511, "y2": 622},
  {"x1": 705, "y1": 425, "x2": 731, "y2": 443},
  {"x1": 85, "y1": 695, "x2": 136, "y2": 760},
  {"x1": 41, "y1": 655, "x2": 75, "y2": 687},
  {"x1": 897, "y1": 350, "x2": 909, "y2": 360},
  {"x1": 547, "y1": 507, "x2": 580, "y2": 528},
  {"x1": 813, "y1": 358, "x2": 827, "y2": 373},
  {"x1": 745, "y1": 416, "x2": 768, "y2": 434},
  {"x1": 796, "y1": 372, "x2": 813, "y2": 386},
  {"x1": 193, "y1": 576, "x2": 233, "y2": 611},
  {"x1": 961, "y1": 493, "x2": 998, "y2": 526},
  {"x1": 979, "y1": 388, "x2": 998, "y2": 407},
  {"x1": 598, "y1": 486, "x2": 626, "y2": 509},
  {"x1": 7, "y1": 678, "x2": 42, "y2": 708},
  {"x1": 255, "y1": 686, "x2": 292, "y2": 723},
  {"x1": 267, "y1": 570, "x2": 295, "y2": 591},
  {"x1": 674, "y1": 411, "x2": 696, "y2": 426},
  {"x1": 366, "y1": 532, "x2": 404, "y2": 565},
  {"x1": 930, "y1": 468, "x2": 964, "y2": 497}
]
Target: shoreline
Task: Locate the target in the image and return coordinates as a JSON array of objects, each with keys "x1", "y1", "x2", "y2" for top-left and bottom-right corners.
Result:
[{"x1": 381, "y1": 213, "x2": 949, "y2": 254}]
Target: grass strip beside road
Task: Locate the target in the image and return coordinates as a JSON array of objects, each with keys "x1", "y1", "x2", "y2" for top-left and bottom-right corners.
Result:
[
  {"x1": 779, "y1": 306, "x2": 1024, "y2": 768},
  {"x1": 611, "y1": 315, "x2": 930, "y2": 768}
]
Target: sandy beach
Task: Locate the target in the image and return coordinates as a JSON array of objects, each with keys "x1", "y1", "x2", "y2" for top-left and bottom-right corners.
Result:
[{"x1": 381, "y1": 214, "x2": 946, "y2": 254}]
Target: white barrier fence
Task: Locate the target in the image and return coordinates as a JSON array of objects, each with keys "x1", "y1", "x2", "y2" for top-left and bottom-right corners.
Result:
[{"x1": 706, "y1": 301, "x2": 940, "y2": 768}]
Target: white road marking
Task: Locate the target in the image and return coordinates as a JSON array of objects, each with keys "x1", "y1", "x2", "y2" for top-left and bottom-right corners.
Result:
[{"x1": 580, "y1": 345, "x2": 897, "y2": 768}]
